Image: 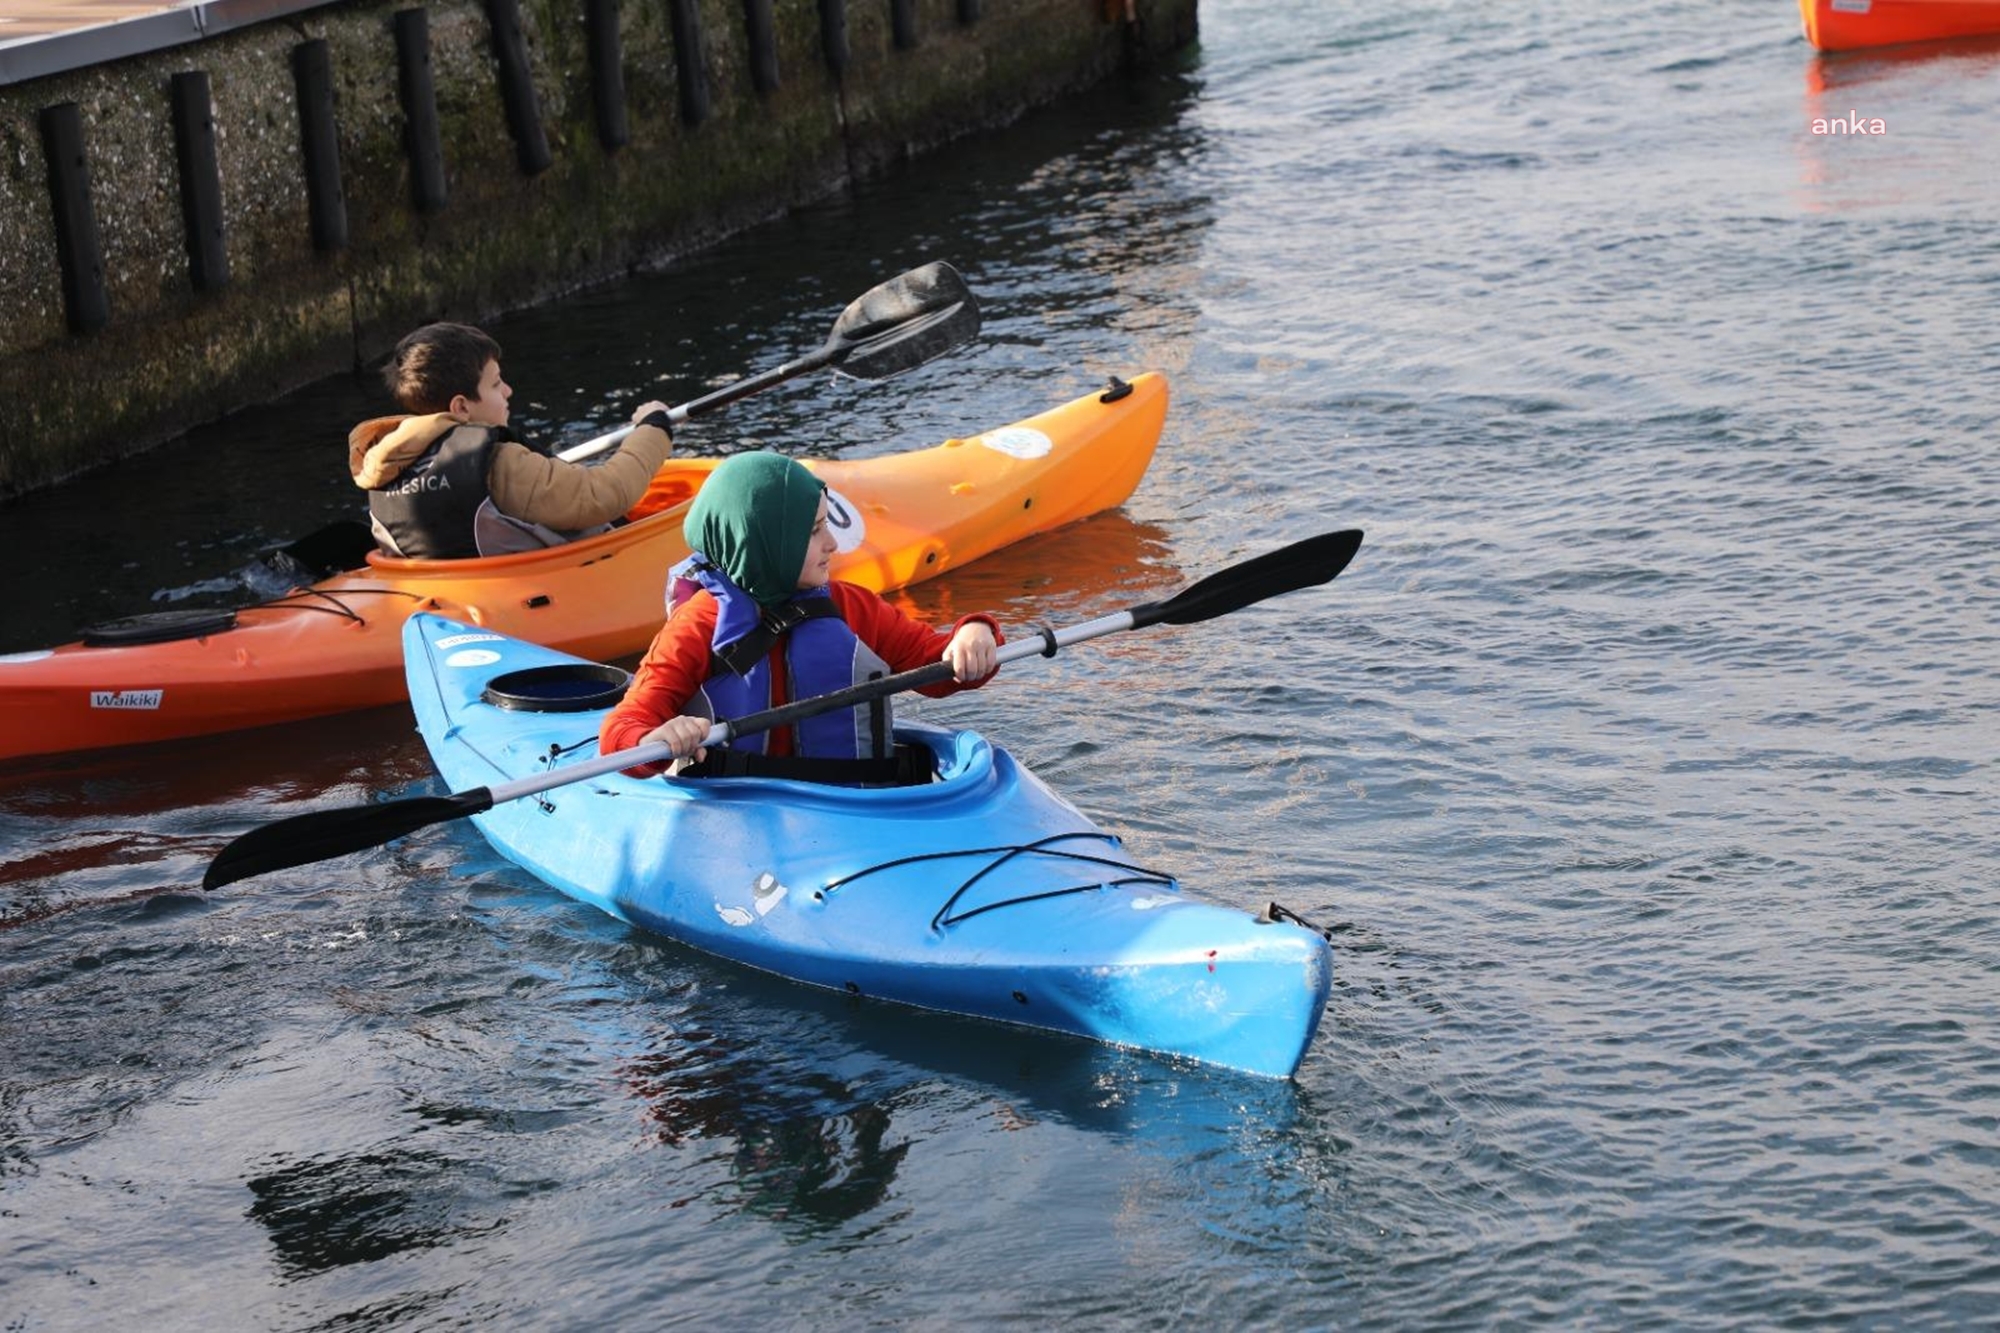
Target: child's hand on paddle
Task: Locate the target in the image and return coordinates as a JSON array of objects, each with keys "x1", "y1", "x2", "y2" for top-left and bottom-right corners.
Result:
[
  {"x1": 944, "y1": 622, "x2": 998, "y2": 682},
  {"x1": 642, "y1": 714, "x2": 710, "y2": 762}
]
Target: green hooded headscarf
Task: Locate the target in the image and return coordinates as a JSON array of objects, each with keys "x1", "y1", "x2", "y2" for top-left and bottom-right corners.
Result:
[{"x1": 684, "y1": 451, "x2": 827, "y2": 607}]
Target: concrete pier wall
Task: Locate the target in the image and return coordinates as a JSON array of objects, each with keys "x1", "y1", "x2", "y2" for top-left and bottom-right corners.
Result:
[{"x1": 0, "y1": 0, "x2": 1196, "y2": 500}]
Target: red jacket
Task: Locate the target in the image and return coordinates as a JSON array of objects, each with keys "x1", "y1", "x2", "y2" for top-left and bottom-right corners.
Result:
[{"x1": 600, "y1": 581, "x2": 1002, "y2": 775}]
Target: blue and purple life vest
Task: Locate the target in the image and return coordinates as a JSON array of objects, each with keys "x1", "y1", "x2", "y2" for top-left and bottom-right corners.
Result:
[{"x1": 669, "y1": 555, "x2": 894, "y2": 759}]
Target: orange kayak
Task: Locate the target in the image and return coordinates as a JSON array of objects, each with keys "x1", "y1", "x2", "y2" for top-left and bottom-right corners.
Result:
[
  {"x1": 1799, "y1": 0, "x2": 2000, "y2": 49},
  {"x1": 0, "y1": 374, "x2": 1167, "y2": 764}
]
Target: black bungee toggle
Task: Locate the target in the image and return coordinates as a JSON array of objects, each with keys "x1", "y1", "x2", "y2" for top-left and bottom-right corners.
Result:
[{"x1": 1257, "y1": 900, "x2": 1335, "y2": 941}]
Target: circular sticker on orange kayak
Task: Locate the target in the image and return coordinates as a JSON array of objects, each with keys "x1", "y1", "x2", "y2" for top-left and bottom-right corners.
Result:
[
  {"x1": 978, "y1": 427, "x2": 1053, "y2": 460},
  {"x1": 824, "y1": 485, "x2": 866, "y2": 554}
]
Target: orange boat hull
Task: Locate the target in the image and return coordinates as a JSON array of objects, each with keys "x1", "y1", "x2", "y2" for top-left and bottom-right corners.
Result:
[
  {"x1": 1799, "y1": 0, "x2": 2000, "y2": 49},
  {"x1": 0, "y1": 375, "x2": 1167, "y2": 763}
]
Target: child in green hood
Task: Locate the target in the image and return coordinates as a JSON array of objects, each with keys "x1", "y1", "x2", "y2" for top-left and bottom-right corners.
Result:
[{"x1": 600, "y1": 452, "x2": 1000, "y2": 779}]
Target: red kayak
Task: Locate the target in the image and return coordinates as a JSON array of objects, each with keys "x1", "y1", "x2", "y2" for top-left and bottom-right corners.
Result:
[
  {"x1": 0, "y1": 376, "x2": 1167, "y2": 765},
  {"x1": 1799, "y1": 0, "x2": 2000, "y2": 49}
]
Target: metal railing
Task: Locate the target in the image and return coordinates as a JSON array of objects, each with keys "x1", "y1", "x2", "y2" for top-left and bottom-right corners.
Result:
[{"x1": 1, "y1": 0, "x2": 343, "y2": 87}]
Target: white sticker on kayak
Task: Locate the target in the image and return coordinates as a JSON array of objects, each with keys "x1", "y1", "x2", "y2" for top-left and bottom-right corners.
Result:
[
  {"x1": 717, "y1": 873, "x2": 790, "y2": 927},
  {"x1": 753, "y1": 873, "x2": 789, "y2": 914},
  {"x1": 824, "y1": 485, "x2": 866, "y2": 554},
  {"x1": 444, "y1": 649, "x2": 502, "y2": 668},
  {"x1": 979, "y1": 427, "x2": 1053, "y2": 460},
  {"x1": 436, "y1": 633, "x2": 504, "y2": 650},
  {"x1": 91, "y1": 689, "x2": 163, "y2": 710},
  {"x1": 0, "y1": 650, "x2": 54, "y2": 665}
]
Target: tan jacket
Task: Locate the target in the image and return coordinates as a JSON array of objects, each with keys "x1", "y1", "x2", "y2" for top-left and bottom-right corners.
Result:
[{"x1": 348, "y1": 413, "x2": 673, "y2": 532}]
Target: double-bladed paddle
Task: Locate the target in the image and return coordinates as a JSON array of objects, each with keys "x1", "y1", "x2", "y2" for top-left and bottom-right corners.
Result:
[
  {"x1": 556, "y1": 260, "x2": 981, "y2": 464},
  {"x1": 202, "y1": 528, "x2": 1364, "y2": 891}
]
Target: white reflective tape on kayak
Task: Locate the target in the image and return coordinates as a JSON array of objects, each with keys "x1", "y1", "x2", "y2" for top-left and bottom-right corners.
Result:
[
  {"x1": 0, "y1": 650, "x2": 56, "y2": 665},
  {"x1": 444, "y1": 649, "x2": 502, "y2": 668},
  {"x1": 978, "y1": 427, "x2": 1053, "y2": 460},
  {"x1": 436, "y1": 633, "x2": 505, "y2": 650},
  {"x1": 824, "y1": 485, "x2": 866, "y2": 554},
  {"x1": 91, "y1": 689, "x2": 164, "y2": 710}
]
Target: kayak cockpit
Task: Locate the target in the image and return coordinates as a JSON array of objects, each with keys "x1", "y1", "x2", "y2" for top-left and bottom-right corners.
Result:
[{"x1": 654, "y1": 724, "x2": 998, "y2": 805}]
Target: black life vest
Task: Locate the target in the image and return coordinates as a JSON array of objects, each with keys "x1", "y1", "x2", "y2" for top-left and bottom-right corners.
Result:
[{"x1": 366, "y1": 423, "x2": 501, "y2": 560}]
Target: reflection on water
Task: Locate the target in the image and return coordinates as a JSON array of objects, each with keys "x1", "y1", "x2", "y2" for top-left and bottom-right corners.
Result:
[
  {"x1": 610, "y1": 962, "x2": 1310, "y2": 1235},
  {"x1": 1802, "y1": 31, "x2": 2000, "y2": 93},
  {"x1": 246, "y1": 1148, "x2": 479, "y2": 1276},
  {"x1": 1794, "y1": 35, "x2": 2000, "y2": 210},
  {"x1": 0, "y1": 701, "x2": 433, "y2": 929},
  {"x1": 888, "y1": 507, "x2": 1183, "y2": 628},
  {"x1": 621, "y1": 1034, "x2": 913, "y2": 1229}
]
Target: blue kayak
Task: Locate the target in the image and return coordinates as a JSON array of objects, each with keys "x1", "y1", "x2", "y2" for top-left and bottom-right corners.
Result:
[{"x1": 403, "y1": 612, "x2": 1333, "y2": 1078}]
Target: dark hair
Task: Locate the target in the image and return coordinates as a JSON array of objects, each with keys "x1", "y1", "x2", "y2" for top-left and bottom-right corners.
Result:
[{"x1": 384, "y1": 323, "x2": 501, "y2": 413}]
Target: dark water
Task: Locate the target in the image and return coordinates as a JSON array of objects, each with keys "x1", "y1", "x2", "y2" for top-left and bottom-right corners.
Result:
[{"x1": 7, "y1": 1, "x2": 2000, "y2": 1325}]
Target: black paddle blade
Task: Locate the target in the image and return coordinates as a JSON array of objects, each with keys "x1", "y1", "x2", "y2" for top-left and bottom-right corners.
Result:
[
  {"x1": 1134, "y1": 529, "x2": 1364, "y2": 629},
  {"x1": 270, "y1": 519, "x2": 377, "y2": 581},
  {"x1": 203, "y1": 789, "x2": 495, "y2": 890},
  {"x1": 828, "y1": 261, "x2": 981, "y2": 380}
]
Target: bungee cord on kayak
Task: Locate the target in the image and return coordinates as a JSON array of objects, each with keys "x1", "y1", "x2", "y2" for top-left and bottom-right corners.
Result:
[
  {"x1": 257, "y1": 585, "x2": 427, "y2": 625},
  {"x1": 73, "y1": 586, "x2": 426, "y2": 650},
  {"x1": 817, "y1": 831, "x2": 1177, "y2": 931}
]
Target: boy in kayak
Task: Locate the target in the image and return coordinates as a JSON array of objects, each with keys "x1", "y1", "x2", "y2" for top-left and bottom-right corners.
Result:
[
  {"x1": 348, "y1": 322, "x2": 676, "y2": 559},
  {"x1": 600, "y1": 451, "x2": 1001, "y2": 783}
]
